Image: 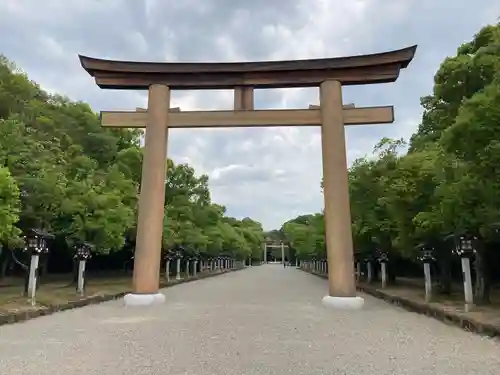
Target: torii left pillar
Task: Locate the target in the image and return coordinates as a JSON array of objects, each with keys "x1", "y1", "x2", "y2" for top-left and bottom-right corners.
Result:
[{"x1": 124, "y1": 84, "x2": 170, "y2": 307}]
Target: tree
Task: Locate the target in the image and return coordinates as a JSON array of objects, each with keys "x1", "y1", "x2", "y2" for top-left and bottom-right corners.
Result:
[
  {"x1": 279, "y1": 21, "x2": 500, "y2": 305},
  {"x1": 0, "y1": 166, "x2": 21, "y2": 245},
  {"x1": 0, "y1": 54, "x2": 265, "y2": 277}
]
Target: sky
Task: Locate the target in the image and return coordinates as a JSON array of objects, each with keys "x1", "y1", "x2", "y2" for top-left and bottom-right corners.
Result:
[{"x1": 0, "y1": 0, "x2": 498, "y2": 230}]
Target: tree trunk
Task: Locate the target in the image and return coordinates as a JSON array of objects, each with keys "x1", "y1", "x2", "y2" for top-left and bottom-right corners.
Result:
[
  {"x1": 474, "y1": 248, "x2": 491, "y2": 305},
  {"x1": 373, "y1": 262, "x2": 380, "y2": 281},
  {"x1": 437, "y1": 256, "x2": 452, "y2": 295},
  {"x1": 39, "y1": 255, "x2": 49, "y2": 279},
  {"x1": 23, "y1": 269, "x2": 29, "y2": 295},
  {"x1": 0, "y1": 258, "x2": 8, "y2": 279},
  {"x1": 387, "y1": 262, "x2": 397, "y2": 284},
  {"x1": 71, "y1": 259, "x2": 78, "y2": 284},
  {"x1": 0, "y1": 247, "x2": 9, "y2": 279}
]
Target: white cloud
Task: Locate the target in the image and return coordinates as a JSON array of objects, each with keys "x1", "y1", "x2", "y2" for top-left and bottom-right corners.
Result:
[{"x1": 0, "y1": 0, "x2": 498, "y2": 229}]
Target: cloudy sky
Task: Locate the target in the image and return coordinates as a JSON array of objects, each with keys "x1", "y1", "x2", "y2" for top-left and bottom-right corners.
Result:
[{"x1": 1, "y1": 0, "x2": 498, "y2": 230}]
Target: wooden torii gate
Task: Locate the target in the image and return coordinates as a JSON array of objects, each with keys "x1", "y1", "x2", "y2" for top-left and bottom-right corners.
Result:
[
  {"x1": 79, "y1": 45, "x2": 416, "y2": 309},
  {"x1": 263, "y1": 241, "x2": 288, "y2": 264}
]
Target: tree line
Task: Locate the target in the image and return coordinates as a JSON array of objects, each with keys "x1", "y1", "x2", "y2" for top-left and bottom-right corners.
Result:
[
  {"x1": 0, "y1": 55, "x2": 264, "y2": 278},
  {"x1": 281, "y1": 22, "x2": 500, "y2": 305}
]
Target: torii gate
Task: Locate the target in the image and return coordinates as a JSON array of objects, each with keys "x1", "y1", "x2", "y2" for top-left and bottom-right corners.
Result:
[
  {"x1": 263, "y1": 241, "x2": 288, "y2": 264},
  {"x1": 79, "y1": 45, "x2": 416, "y2": 309}
]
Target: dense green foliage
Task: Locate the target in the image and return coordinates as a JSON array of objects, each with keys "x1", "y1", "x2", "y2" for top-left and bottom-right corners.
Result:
[
  {"x1": 0, "y1": 55, "x2": 264, "y2": 275},
  {"x1": 281, "y1": 22, "x2": 500, "y2": 304}
]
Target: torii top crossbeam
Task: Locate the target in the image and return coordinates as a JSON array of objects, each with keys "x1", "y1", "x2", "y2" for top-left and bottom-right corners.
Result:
[{"x1": 78, "y1": 45, "x2": 417, "y2": 90}]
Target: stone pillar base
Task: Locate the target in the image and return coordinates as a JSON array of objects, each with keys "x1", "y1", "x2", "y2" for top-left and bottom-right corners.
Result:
[
  {"x1": 321, "y1": 295, "x2": 364, "y2": 310},
  {"x1": 124, "y1": 293, "x2": 165, "y2": 307}
]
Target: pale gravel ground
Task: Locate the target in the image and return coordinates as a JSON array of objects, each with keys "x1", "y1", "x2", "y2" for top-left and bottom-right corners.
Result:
[{"x1": 0, "y1": 265, "x2": 499, "y2": 375}]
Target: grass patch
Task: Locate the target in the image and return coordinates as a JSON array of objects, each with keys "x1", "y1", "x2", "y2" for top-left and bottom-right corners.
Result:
[
  {"x1": 0, "y1": 276, "x2": 133, "y2": 315},
  {"x1": 0, "y1": 270, "x2": 233, "y2": 317}
]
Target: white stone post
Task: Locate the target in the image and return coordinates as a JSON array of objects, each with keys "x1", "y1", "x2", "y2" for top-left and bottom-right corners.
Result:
[
  {"x1": 381, "y1": 263, "x2": 387, "y2": 289},
  {"x1": 461, "y1": 257, "x2": 474, "y2": 311},
  {"x1": 366, "y1": 262, "x2": 373, "y2": 283},
  {"x1": 423, "y1": 262, "x2": 432, "y2": 303},
  {"x1": 176, "y1": 258, "x2": 181, "y2": 280},
  {"x1": 27, "y1": 254, "x2": 40, "y2": 306},
  {"x1": 165, "y1": 260, "x2": 171, "y2": 282},
  {"x1": 76, "y1": 259, "x2": 87, "y2": 295}
]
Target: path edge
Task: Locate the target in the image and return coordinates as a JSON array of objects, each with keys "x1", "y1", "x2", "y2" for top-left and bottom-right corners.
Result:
[
  {"x1": 300, "y1": 268, "x2": 500, "y2": 339},
  {"x1": 0, "y1": 267, "x2": 246, "y2": 328}
]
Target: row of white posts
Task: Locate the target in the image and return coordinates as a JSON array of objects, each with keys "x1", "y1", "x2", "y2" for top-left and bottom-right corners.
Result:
[
  {"x1": 300, "y1": 258, "x2": 388, "y2": 288},
  {"x1": 26, "y1": 253, "x2": 90, "y2": 306},
  {"x1": 164, "y1": 257, "x2": 238, "y2": 282},
  {"x1": 418, "y1": 253, "x2": 475, "y2": 312},
  {"x1": 26, "y1": 254, "x2": 242, "y2": 307},
  {"x1": 301, "y1": 250, "x2": 475, "y2": 312},
  {"x1": 415, "y1": 243, "x2": 475, "y2": 312}
]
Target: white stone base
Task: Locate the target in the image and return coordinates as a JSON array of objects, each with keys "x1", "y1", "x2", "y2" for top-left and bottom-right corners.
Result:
[
  {"x1": 124, "y1": 293, "x2": 166, "y2": 307},
  {"x1": 321, "y1": 295, "x2": 364, "y2": 310}
]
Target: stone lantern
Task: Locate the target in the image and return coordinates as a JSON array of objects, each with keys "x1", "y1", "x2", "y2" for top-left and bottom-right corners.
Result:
[
  {"x1": 376, "y1": 251, "x2": 389, "y2": 288},
  {"x1": 416, "y1": 243, "x2": 435, "y2": 302},
  {"x1": 24, "y1": 229, "x2": 54, "y2": 305},
  {"x1": 73, "y1": 241, "x2": 93, "y2": 295}
]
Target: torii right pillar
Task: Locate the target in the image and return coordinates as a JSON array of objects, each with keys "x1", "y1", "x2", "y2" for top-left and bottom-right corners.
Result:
[{"x1": 320, "y1": 80, "x2": 364, "y2": 310}]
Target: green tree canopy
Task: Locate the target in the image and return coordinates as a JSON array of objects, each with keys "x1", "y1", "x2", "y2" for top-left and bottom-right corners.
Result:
[
  {"x1": 280, "y1": 21, "x2": 500, "y2": 304},
  {"x1": 0, "y1": 54, "x2": 264, "y2": 263}
]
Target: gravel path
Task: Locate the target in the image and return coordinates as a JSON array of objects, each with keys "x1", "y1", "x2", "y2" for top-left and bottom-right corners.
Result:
[{"x1": 0, "y1": 265, "x2": 499, "y2": 374}]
